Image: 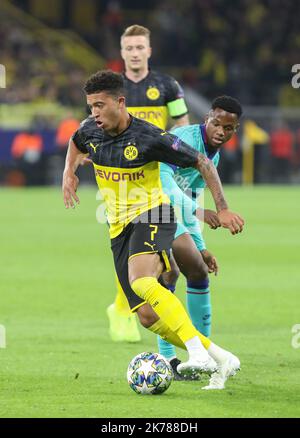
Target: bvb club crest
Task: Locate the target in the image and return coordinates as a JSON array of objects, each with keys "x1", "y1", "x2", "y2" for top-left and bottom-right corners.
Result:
[
  {"x1": 146, "y1": 86, "x2": 160, "y2": 100},
  {"x1": 124, "y1": 144, "x2": 138, "y2": 160}
]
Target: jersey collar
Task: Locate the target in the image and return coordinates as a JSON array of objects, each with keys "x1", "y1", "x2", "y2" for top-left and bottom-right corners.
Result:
[
  {"x1": 103, "y1": 115, "x2": 134, "y2": 140},
  {"x1": 123, "y1": 70, "x2": 151, "y2": 85},
  {"x1": 200, "y1": 124, "x2": 219, "y2": 159}
]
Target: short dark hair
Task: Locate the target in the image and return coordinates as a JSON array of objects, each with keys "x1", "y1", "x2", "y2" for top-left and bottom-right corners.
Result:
[
  {"x1": 211, "y1": 95, "x2": 243, "y2": 118},
  {"x1": 83, "y1": 70, "x2": 125, "y2": 98}
]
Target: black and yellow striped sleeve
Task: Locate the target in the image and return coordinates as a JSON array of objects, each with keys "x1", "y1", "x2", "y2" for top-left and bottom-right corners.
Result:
[
  {"x1": 144, "y1": 131, "x2": 198, "y2": 169},
  {"x1": 72, "y1": 129, "x2": 88, "y2": 153}
]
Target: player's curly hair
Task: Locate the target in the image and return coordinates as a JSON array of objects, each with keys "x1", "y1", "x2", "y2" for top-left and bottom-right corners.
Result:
[
  {"x1": 212, "y1": 95, "x2": 243, "y2": 118},
  {"x1": 83, "y1": 70, "x2": 125, "y2": 97}
]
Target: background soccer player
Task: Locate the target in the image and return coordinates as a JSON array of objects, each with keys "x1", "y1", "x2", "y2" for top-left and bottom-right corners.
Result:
[
  {"x1": 157, "y1": 96, "x2": 243, "y2": 381},
  {"x1": 62, "y1": 70, "x2": 244, "y2": 388},
  {"x1": 107, "y1": 24, "x2": 190, "y2": 344}
]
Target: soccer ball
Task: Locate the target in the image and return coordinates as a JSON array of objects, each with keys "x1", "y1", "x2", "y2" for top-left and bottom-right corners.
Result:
[{"x1": 127, "y1": 352, "x2": 173, "y2": 395}]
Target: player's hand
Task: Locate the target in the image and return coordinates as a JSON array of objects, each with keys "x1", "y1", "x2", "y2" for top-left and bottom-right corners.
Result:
[
  {"x1": 62, "y1": 171, "x2": 80, "y2": 209},
  {"x1": 201, "y1": 249, "x2": 219, "y2": 276},
  {"x1": 204, "y1": 209, "x2": 221, "y2": 229},
  {"x1": 217, "y1": 209, "x2": 244, "y2": 235}
]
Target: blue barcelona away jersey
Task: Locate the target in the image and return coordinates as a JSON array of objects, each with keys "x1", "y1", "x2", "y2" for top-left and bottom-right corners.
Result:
[
  {"x1": 160, "y1": 123, "x2": 219, "y2": 210},
  {"x1": 160, "y1": 124, "x2": 220, "y2": 249}
]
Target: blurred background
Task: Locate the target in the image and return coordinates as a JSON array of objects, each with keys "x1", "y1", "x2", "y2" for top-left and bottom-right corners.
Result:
[{"x1": 1, "y1": 0, "x2": 300, "y2": 187}]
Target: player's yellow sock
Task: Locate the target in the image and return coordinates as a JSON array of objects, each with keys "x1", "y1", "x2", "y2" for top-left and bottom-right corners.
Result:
[
  {"x1": 148, "y1": 319, "x2": 186, "y2": 349},
  {"x1": 114, "y1": 275, "x2": 132, "y2": 316},
  {"x1": 148, "y1": 318, "x2": 211, "y2": 350},
  {"x1": 131, "y1": 277, "x2": 211, "y2": 348}
]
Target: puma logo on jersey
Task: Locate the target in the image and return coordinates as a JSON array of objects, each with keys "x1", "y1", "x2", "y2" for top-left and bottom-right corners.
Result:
[
  {"x1": 90, "y1": 142, "x2": 100, "y2": 153},
  {"x1": 144, "y1": 242, "x2": 157, "y2": 251}
]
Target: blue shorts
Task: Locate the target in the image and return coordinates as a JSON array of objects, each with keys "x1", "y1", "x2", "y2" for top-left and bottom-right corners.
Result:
[{"x1": 174, "y1": 217, "x2": 204, "y2": 251}]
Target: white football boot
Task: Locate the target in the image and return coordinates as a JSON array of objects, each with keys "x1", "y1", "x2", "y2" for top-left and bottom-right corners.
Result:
[
  {"x1": 177, "y1": 355, "x2": 217, "y2": 377},
  {"x1": 202, "y1": 354, "x2": 240, "y2": 390}
]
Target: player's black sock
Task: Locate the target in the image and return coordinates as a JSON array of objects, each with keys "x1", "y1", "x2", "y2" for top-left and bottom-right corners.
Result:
[{"x1": 170, "y1": 358, "x2": 201, "y2": 381}]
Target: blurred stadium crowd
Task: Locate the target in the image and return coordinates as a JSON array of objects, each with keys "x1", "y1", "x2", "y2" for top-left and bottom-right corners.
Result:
[
  {"x1": 2, "y1": 0, "x2": 300, "y2": 107},
  {"x1": 0, "y1": 0, "x2": 300, "y2": 186}
]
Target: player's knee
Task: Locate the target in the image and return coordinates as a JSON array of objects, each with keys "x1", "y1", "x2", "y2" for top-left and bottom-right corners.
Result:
[
  {"x1": 130, "y1": 276, "x2": 156, "y2": 299},
  {"x1": 186, "y1": 260, "x2": 208, "y2": 281},
  {"x1": 136, "y1": 304, "x2": 158, "y2": 328}
]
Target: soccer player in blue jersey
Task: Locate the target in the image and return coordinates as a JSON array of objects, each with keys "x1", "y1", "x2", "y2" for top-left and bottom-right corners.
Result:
[{"x1": 158, "y1": 95, "x2": 243, "y2": 388}]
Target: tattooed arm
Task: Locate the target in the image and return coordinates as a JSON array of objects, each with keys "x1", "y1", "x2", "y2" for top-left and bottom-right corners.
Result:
[
  {"x1": 196, "y1": 154, "x2": 228, "y2": 212},
  {"x1": 195, "y1": 153, "x2": 244, "y2": 234},
  {"x1": 144, "y1": 130, "x2": 245, "y2": 235}
]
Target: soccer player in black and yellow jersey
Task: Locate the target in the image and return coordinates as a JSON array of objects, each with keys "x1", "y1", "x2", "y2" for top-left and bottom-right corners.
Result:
[
  {"x1": 108, "y1": 24, "x2": 190, "y2": 343},
  {"x1": 62, "y1": 70, "x2": 243, "y2": 381},
  {"x1": 121, "y1": 25, "x2": 189, "y2": 130}
]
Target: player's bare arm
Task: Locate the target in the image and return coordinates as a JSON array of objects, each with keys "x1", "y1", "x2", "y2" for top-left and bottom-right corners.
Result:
[
  {"x1": 195, "y1": 153, "x2": 244, "y2": 235},
  {"x1": 62, "y1": 139, "x2": 88, "y2": 209},
  {"x1": 172, "y1": 114, "x2": 190, "y2": 128}
]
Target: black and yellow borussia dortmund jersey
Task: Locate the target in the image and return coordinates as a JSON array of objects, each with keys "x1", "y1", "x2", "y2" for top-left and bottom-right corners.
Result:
[
  {"x1": 72, "y1": 116, "x2": 198, "y2": 238},
  {"x1": 123, "y1": 70, "x2": 188, "y2": 130}
]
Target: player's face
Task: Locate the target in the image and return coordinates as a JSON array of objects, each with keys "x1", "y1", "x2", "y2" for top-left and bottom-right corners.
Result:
[
  {"x1": 86, "y1": 92, "x2": 125, "y2": 133},
  {"x1": 205, "y1": 108, "x2": 239, "y2": 148},
  {"x1": 121, "y1": 35, "x2": 151, "y2": 72}
]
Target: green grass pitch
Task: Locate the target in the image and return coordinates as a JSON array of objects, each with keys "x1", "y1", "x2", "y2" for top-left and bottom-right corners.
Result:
[{"x1": 1, "y1": 186, "x2": 300, "y2": 418}]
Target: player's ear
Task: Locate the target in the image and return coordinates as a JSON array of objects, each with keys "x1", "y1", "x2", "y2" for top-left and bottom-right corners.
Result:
[
  {"x1": 148, "y1": 46, "x2": 152, "y2": 59},
  {"x1": 118, "y1": 96, "x2": 126, "y2": 108},
  {"x1": 205, "y1": 109, "x2": 214, "y2": 123},
  {"x1": 234, "y1": 123, "x2": 240, "y2": 132}
]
